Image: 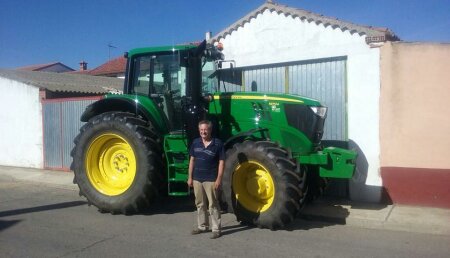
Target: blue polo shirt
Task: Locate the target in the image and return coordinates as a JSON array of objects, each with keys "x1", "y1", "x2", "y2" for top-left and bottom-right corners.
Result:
[{"x1": 189, "y1": 137, "x2": 225, "y2": 182}]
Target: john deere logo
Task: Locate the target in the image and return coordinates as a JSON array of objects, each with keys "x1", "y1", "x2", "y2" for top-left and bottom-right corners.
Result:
[{"x1": 268, "y1": 102, "x2": 280, "y2": 112}]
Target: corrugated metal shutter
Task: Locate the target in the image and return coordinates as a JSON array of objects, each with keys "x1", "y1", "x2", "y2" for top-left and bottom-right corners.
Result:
[
  {"x1": 244, "y1": 67, "x2": 285, "y2": 93},
  {"x1": 222, "y1": 57, "x2": 347, "y2": 140},
  {"x1": 42, "y1": 97, "x2": 100, "y2": 170},
  {"x1": 43, "y1": 103, "x2": 62, "y2": 168},
  {"x1": 288, "y1": 57, "x2": 347, "y2": 140}
]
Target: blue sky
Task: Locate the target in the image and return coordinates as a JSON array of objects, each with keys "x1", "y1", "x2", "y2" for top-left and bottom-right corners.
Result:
[{"x1": 1, "y1": 0, "x2": 449, "y2": 70}]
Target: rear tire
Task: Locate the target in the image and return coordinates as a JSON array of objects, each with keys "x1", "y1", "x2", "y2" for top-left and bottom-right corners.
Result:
[
  {"x1": 71, "y1": 112, "x2": 163, "y2": 214},
  {"x1": 222, "y1": 141, "x2": 305, "y2": 229}
]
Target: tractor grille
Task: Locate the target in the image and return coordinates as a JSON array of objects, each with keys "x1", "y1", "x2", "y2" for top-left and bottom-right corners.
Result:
[{"x1": 284, "y1": 104, "x2": 325, "y2": 146}]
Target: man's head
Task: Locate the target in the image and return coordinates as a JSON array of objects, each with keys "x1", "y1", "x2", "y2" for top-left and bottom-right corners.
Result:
[{"x1": 198, "y1": 120, "x2": 212, "y2": 141}]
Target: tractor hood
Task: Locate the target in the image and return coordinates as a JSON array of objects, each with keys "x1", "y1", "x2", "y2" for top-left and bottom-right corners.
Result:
[
  {"x1": 209, "y1": 92, "x2": 327, "y2": 154},
  {"x1": 212, "y1": 92, "x2": 323, "y2": 106}
]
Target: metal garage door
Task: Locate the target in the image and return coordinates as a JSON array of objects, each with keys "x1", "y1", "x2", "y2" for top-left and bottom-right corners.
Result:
[
  {"x1": 219, "y1": 56, "x2": 347, "y2": 141},
  {"x1": 42, "y1": 97, "x2": 100, "y2": 170},
  {"x1": 287, "y1": 57, "x2": 347, "y2": 140}
]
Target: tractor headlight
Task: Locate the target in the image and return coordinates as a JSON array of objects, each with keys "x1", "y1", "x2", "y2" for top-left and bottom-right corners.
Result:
[{"x1": 310, "y1": 106, "x2": 327, "y2": 119}]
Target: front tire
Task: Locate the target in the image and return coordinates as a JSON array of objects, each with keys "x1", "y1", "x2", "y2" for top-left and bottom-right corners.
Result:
[
  {"x1": 71, "y1": 112, "x2": 163, "y2": 214},
  {"x1": 222, "y1": 141, "x2": 305, "y2": 229}
]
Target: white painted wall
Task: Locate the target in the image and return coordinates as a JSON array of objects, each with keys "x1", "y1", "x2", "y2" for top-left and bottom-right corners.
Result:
[
  {"x1": 0, "y1": 77, "x2": 43, "y2": 168},
  {"x1": 218, "y1": 10, "x2": 382, "y2": 201}
]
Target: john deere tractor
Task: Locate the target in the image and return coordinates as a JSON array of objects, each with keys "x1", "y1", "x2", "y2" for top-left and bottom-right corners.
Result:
[{"x1": 71, "y1": 41, "x2": 356, "y2": 229}]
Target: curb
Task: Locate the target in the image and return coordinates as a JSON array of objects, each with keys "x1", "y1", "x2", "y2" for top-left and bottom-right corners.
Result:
[
  {"x1": 300, "y1": 198, "x2": 450, "y2": 236},
  {"x1": 0, "y1": 165, "x2": 77, "y2": 191}
]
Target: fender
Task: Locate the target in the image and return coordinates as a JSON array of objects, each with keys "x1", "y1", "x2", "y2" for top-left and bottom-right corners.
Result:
[
  {"x1": 223, "y1": 128, "x2": 269, "y2": 150},
  {"x1": 81, "y1": 97, "x2": 170, "y2": 134}
]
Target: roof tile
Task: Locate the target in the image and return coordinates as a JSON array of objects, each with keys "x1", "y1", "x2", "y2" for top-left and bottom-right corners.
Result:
[{"x1": 89, "y1": 56, "x2": 127, "y2": 76}]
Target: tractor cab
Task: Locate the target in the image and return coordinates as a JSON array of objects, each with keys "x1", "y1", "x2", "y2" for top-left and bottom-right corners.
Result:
[
  {"x1": 120, "y1": 42, "x2": 225, "y2": 196},
  {"x1": 123, "y1": 41, "x2": 222, "y2": 134}
]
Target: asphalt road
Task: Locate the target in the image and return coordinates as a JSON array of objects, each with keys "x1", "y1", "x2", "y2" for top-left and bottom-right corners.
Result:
[{"x1": 0, "y1": 176, "x2": 449, "y2": 258}]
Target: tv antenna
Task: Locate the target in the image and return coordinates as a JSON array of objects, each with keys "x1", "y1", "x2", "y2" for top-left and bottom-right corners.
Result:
[{"x1": 108, "y1": 43, "x2": 117, "y2": 61}]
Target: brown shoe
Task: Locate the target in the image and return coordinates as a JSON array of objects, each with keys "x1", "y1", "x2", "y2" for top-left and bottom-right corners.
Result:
[
  {"x1": 191, "y1": 228, "x2": 206, "y2": 235},
  {"x1": 210, "y1": 232, "x2": 221, "y2": 239}
]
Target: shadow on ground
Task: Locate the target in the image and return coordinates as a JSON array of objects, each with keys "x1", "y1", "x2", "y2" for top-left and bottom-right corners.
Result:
[
  {"x1": 136, "y1": 195, "x2": 357, "y2": 232},
  {"x1": 141, "y1": 195, "x2": 196, "y2": 215},
  {"x1": 298, "y1": 204, "x2": 350, "y2": 225},
  {"x1": 0, "y1": 219, "x2": 22, "y2": 232},
  {"x1": 0, "y1": 201, "x2": 87, "y2": 217},
  {"x1": 0, "y1": 201, "x2": 87, "y2": 232},
  {"x1": 221, "y1": 224, "x2": 254, "y2": 236}
]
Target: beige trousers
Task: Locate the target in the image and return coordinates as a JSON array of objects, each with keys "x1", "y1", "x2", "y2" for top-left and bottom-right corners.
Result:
[{"x1": 193, "y1": 180, "x2": 221, "y2": 233}]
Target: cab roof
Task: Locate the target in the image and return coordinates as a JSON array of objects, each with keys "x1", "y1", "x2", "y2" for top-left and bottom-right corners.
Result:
[{"x1": 128, "y1": 44, "x2": 198, "y2": 58}]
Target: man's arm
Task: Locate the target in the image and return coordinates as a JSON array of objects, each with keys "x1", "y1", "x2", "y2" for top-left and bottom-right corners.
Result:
[
  {"x1": 187, "y1": 156, "x2": 195, "y2": 187},
  {"x1": 215, "y1": 159, "x2": 224, "y2": 190}
]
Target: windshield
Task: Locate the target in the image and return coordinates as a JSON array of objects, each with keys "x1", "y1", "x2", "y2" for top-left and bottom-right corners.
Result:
[{"x1": 132, "y1": 52, "x2": 186, "y2": 97}]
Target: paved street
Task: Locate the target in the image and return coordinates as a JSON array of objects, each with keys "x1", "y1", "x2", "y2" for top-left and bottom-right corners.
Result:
[{"x1": 0, "y1": 170, "x2": 449, "y2": 258}]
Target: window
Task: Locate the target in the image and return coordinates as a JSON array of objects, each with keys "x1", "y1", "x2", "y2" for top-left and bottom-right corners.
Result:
[
  {"x1": 132, "y1": 55, "x2": 152, "y2": 95},
  {"x1": 201, "y1": 60, "x2": 217, "y2": 94},
  {"x1": 131, "y1": 52, "x2": 186, "y2": 97},
  {"x1": 131, "y1": 52, "x2": 187, "y2": 129}
]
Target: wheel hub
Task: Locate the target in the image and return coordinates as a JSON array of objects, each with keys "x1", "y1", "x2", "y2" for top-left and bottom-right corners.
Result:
[
  {"x1": 233, "y1": 160, "x2": 275, "y2": 212},
  {"x1": 246, "y1": 169, "x2": 273, "y2": 200},
  {"x1": 112, "y1": 153, "x2": 130, "y2": 173}
]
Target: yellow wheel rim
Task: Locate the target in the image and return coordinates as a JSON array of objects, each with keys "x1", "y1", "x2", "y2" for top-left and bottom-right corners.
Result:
[
  {"x1": 232, "y1": 160, "x2": 275, "y2": 212},
  {"x1": 85, "y1": 133, "x2": 137, "y2": 196}
]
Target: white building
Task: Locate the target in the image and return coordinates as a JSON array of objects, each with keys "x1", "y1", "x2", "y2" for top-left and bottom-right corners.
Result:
[
  {"x1": 213, "y1": 1, "x2": 399, "y2": 202},
  {"x1": 0, "y1": 69, "x2": 122, "y2": 169}
]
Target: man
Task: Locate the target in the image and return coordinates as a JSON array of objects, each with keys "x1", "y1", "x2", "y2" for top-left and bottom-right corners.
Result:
[{"x1": 187, "y1": 120, "x2": 225, "y2": 239}]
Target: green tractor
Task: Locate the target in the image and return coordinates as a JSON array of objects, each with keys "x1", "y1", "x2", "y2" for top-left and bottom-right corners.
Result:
[{"x1": 71, "y1": 41, "x2": 356, "y2": 229}]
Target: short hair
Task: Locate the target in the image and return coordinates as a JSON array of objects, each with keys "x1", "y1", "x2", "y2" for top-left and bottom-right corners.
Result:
[{"x1": 198, "y1": 120, "x2": 212, "y2": 128}]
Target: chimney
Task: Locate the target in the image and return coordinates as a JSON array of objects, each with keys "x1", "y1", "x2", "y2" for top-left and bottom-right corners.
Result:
[
  {"x1": 205, "y1": 31, "x2": 212, "y2": 41},
  {"x1": 79, "y1": 61, "x2": 88, "y2": 71}
]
